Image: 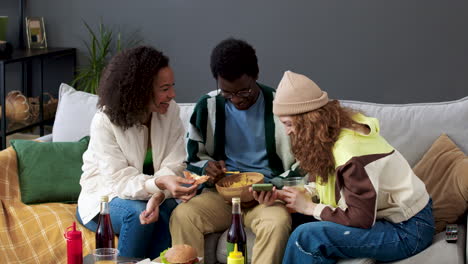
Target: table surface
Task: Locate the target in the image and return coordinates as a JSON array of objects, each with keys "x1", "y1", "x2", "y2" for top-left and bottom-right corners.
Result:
[{"x1": 83, "y1": 254, "x2": 143, "y2": 264}]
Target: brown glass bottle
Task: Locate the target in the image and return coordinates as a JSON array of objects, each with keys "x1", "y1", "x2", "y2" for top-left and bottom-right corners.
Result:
[
  {"x1": 227, "y1": 197, "x2": 247, "y2": 264},
  {"x1": 95, "y1": 195, "x2": 115, "y2": 249}
]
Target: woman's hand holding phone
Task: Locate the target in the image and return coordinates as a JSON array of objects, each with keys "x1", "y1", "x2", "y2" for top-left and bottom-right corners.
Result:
[{"x1": 250, "y1": 184, "x2": 278, "y2": 206}]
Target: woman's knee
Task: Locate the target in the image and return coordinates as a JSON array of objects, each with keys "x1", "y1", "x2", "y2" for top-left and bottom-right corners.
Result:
[
  {"x1": 76, "y1": 208, "x2": 98, "y2": 232},
  {"x1": 289, "y1": 223, "x2": 310, "y2": 243},
  {"x1": 125, "y1": 207, "x2": 144, "y2": 222},
  {"x1": 289, "y1": 222, "x2": 326, "y2": 250},
  {"x1": 126, "y1": 200, "x2": 147, "y2": 212},
  {"x1": 283, "y1": 224, "x2": 328, "y2": 264},
  {"x1": 110, "y1": 200, "x2": 147, "y2": 225}
]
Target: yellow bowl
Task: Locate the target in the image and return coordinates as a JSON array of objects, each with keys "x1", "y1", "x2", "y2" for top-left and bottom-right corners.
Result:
[{"x1": 215, "y1": 172, "x2": 264, "y2": 206}]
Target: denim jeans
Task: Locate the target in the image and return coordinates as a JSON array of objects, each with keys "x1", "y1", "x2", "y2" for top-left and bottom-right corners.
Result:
[
  {"x1": 76, "y1": 197, "x2": 178, "y2": 259},
  {"x1": 283, "y1": 200, "x2": 434, "y2": 264}
]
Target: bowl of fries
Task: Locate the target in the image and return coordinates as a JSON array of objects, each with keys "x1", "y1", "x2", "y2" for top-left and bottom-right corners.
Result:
[{"x1": 215, "y1": 172, "x2": 264, "y2": 206}]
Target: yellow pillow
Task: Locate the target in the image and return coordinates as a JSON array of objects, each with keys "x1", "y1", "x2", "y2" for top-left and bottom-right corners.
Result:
[{"x1": 413, "y1": 134, "x2": 468, "y2": 233}]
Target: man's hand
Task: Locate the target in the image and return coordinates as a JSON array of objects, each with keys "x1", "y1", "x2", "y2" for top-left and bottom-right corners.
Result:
[
  {"x1": 250, "y1": 187, "x2": 278, "y2": 206},
  {"x1": 281, "y1": 186, "x2": 316, "y2": 215},
  {"x1": 155, "y1": 175, "x2": 198, "y2": 200},
  {"x1": 204, "y1": 160, "x2": 227, "y2": 183},
  {"x1": 140, "y1": 192, "x2": 164, "y2": 224}
]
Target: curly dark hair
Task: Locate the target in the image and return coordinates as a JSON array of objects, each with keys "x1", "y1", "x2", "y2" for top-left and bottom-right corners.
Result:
[
  {"x1": 210, "y1": 38, "x2": 259, "y2": 81},
  {"x1": 98, "y1": 46, "x2": 169, "y2": 129}
]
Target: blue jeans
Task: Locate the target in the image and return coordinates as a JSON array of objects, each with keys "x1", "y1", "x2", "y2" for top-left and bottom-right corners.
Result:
[
  {"x1": 76, "y1": 197, "x2": 178, "y2": 259},
  {"x1": 283, "y1": 200, "x2": 434, "y2": 264}
]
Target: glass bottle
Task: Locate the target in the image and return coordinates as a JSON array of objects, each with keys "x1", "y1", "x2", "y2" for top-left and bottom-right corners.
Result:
[
  {"x1": 95, "y1": 195, "x2": 115, "y2": 249},
  {"x1": 227, "y1": 197, "x2": 247, "y2": 264}
]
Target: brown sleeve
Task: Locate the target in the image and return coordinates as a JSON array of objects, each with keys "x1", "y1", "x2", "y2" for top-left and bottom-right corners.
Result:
[{"x1": 319, "y1": 158, "x2": 377, "y2": 228}]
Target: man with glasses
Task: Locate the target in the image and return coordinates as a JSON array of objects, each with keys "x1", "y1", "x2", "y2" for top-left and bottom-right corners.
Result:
[{"x1": 170, "y1": 38, "x2": 301, "y2": 264}]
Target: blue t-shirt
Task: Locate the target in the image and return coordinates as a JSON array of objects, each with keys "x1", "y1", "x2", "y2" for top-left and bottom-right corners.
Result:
[{"x1": 224, "y1": 91, "x2": 273, "y2": 179}]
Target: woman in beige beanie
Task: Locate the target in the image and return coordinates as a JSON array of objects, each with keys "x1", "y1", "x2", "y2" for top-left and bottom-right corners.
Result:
[{"x1": 267, "y1": 71, "x2": 434, "y2": 263}]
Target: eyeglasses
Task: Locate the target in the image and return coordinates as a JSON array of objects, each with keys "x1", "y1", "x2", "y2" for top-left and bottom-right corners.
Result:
[{"x1": 219, "y1": 88, "x2": 252, "y2": 99}]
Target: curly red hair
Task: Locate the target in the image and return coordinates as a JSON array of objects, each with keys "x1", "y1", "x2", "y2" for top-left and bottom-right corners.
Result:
[{"x1": 289, "y1": 100, "x2": 359, "y2": 183}]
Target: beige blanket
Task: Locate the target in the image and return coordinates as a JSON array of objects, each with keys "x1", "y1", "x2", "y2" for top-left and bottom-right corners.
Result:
[{"x1": 0, "y1": 147, "x2": 97, "y2": 263}]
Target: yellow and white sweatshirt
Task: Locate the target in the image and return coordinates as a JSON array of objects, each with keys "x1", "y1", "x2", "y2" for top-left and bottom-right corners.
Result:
[{"x1": 314, "y1": 113, "x2": 429, "y2": 228}]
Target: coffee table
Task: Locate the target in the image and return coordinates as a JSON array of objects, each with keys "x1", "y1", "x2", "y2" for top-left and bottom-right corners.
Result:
[{"x1": 83, "y1": 253, "x2": 142, "y2": 263}]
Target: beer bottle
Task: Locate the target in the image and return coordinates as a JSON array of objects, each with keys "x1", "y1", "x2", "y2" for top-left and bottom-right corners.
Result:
[
  {"x1": 227, "y1": 197, "x2": 247, "y2": 264},
  {"x1": 95, "y1": 195, "x2": 115, "y2": 249}
]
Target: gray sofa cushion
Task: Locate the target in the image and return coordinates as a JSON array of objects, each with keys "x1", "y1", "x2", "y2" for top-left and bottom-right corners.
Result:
[
  {"x1": 385, "y1": 224, "x2": 466, "y2": 264},
  {"x1": 181, "y1": 96, "x2": 468, "y2": 167},
  {"x1": 341, "y1": 97, "x2": 468, "y2": 167}
]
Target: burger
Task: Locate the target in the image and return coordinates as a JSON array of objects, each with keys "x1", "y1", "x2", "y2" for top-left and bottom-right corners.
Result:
[{"x1": 159, "y1": 244, "x2": 200, "y2": 264}]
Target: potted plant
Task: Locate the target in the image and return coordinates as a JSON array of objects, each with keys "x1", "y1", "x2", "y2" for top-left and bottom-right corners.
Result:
[{"x1": 72, "y1": 21, "x2": 141, "y2": 94}]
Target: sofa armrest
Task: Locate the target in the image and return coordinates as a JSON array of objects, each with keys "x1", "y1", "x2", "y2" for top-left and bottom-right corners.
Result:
[
  {"x1": 466, "y1": 215, "x2": 468, "y2": 264},
  {"x1": 35, "y1": 134, "x2": 52, "y2": 142},
  {"x1": 385, "y1": 224, "x2": 466, "y2": 264}
]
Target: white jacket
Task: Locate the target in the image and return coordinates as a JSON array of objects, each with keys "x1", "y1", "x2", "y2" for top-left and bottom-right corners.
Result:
[{"x1": 77, "y1": 100, "x2": 186, "y2": 224}]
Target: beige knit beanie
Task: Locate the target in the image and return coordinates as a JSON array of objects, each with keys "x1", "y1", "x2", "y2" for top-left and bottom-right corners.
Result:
[{"x1": 273, "y1": 70, "x2": 329, "y2": 116}]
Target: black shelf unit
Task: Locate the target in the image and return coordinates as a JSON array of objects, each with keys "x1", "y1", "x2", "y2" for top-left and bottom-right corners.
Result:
[{"x1": 0, "y1": 47, "x2": 76, "y2": 149}]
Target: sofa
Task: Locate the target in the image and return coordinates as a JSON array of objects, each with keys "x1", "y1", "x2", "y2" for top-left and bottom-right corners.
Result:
[{"x1": 0, "y1": 82, "x2": 467, "y2": 264}]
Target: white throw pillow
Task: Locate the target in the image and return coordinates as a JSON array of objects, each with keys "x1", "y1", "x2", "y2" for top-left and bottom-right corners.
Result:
[{"x1": 52, "y1": 83, "x2": 98, "y2": 142}]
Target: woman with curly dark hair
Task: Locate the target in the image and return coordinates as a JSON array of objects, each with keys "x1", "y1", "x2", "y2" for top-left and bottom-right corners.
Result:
[
  {"x1": 76, "y1": 46, "x2": 198, "y2": 258},
  {"x1": 268, "y1": 71, "x2": 434, "y2": 263}
]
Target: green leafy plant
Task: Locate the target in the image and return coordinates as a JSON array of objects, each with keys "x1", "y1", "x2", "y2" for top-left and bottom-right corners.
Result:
[{"x1": 72, "y1": 21, "x2": 141, "y2": 94}]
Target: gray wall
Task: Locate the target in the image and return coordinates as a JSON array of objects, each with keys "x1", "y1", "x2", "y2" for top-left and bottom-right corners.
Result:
[
  {"x1": 3, "y1": 0, "x2": 468, "y2": 103},
  {"x1": 0, "y1": 1, "x2": 20, "y2": 47}
]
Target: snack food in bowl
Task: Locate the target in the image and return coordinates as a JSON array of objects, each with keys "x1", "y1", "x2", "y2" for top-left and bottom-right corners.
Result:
[{"x1": 215, "y1": 172, "x2": 264, "y2": 205}]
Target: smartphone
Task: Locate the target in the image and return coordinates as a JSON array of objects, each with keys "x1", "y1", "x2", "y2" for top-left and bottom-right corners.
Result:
[{"x1": 252, "y1": 183, "x2": 273, "y2": 192}]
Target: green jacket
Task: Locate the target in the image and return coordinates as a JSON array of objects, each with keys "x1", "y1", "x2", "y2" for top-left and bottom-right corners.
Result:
[{"x1": 186, "y1": 83, "x2": 302, "y2": 179}]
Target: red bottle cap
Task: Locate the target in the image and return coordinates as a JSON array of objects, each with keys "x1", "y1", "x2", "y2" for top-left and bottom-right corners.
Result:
[{"x1": 64, "y1": 222, "x2": 82, "y2": 240}]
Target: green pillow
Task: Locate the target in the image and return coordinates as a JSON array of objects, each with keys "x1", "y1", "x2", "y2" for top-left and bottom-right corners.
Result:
[{"x1": 11, "y1": 136, "x2": 90, "y2": 204}]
